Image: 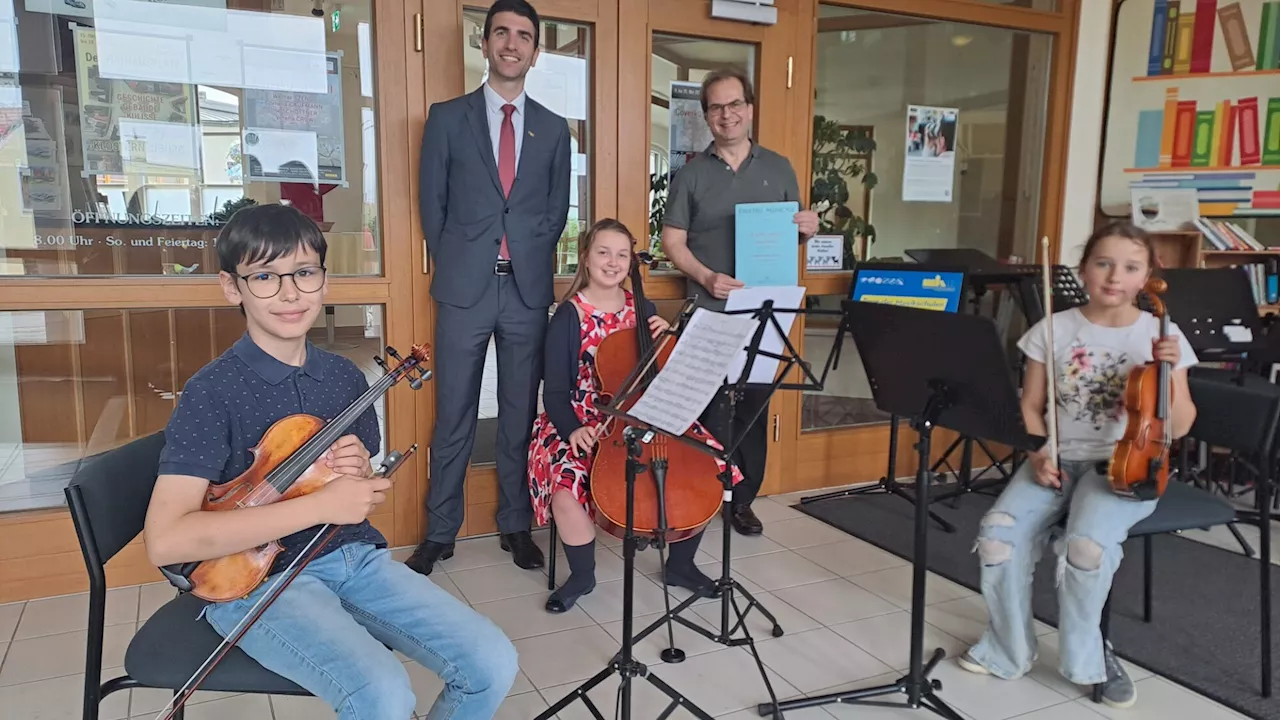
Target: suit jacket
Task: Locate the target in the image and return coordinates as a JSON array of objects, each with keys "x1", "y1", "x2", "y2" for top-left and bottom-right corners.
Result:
[{"x1": 419, "y1": 87, "x2": 571, "y2": 309}]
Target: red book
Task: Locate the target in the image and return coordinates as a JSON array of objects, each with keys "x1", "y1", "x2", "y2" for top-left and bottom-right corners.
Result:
[
  {"x1": 1254, "y1": 191, "x2": 1280, "y2": 209},
  {"x1": 1221, "y1": 103, "x2": 1238, "y2": 166},
  {"x1": 1191, "y1": 0, "x2": 1217, "y2": 73},
  {"x1": 1239, "y1": 96, "x2": 1261, "y2": 166},
  {"x1": 1172, "y1": 100, "x2": 1198, "y2": 166}
]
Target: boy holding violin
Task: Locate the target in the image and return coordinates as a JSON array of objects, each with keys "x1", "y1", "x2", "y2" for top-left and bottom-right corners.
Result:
[{"x1": 143, "y1": 204, "x2": 518, "y2": 720}]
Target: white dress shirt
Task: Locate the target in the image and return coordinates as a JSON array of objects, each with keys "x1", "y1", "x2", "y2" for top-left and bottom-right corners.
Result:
[{"x1": 482, "y1": 81, "x2": 526, "y2": 168}]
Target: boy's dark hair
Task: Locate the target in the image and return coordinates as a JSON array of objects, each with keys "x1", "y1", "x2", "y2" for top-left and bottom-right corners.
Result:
[
  {"x1": 700, "y1": 68, "x2": 755, "y2": 113},
  {"x1": 216, "y1": 203, "x2": 327, "y2": 275},
  {"x1": 484, "y1": 0, "x2": 540, "y2": 48},
  {"x1": 1079, "y1": 220, "x2": 1157, "y2": 273}
]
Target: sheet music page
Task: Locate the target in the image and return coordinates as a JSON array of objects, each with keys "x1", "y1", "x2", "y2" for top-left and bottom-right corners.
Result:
[
  {"x1": 725, "y1": 286, "x2": 807, "y2": 385},
  {"x1": 628, "y1": 309, "x2": 758, "y2": 436}
]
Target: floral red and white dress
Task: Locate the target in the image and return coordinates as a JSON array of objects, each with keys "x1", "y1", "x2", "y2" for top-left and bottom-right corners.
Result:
[{"x1": 527, "y1": 292, "x2": 741, "y2": 527}]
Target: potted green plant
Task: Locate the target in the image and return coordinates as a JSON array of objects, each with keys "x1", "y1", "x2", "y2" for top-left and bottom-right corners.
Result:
[{"x1": 810, "y1": 116, "x2": 877, "y2": 268}]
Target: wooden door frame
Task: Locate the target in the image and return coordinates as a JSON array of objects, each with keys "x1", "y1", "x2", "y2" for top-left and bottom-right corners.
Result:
[{"x1": 0, "y1": 0, "x2": 426, "y2": 603}]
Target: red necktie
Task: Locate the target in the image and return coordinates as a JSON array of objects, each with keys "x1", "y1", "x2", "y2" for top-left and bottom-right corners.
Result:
[{"x1": 498, "y1": 103, "x2": 516, "y2": 260}]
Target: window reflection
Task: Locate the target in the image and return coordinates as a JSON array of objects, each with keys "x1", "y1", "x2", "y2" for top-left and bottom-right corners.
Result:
[
  {"x1": 802, "y1": 294, "x2": 888, "y2": 431},
  {"x1": 0, "y1": 303, "x2": 386, "y2": 512},
  {"x1": 462, "y1": 8, "x2": 591, "y2": 279},
  {"x1": 0, "y1": 0, "x2": 381, "y2": 278},
  {"x1": 814, "y1": 5, "x2": 1051, "y2": 268},
  {"x1": 649, "y1": 34, "x2": 755, "y2": 273}
]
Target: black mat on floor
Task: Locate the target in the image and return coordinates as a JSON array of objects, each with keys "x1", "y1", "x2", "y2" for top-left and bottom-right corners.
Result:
[{"x1": 794, "y1": 489, "x2": 1279, "y2": 720}]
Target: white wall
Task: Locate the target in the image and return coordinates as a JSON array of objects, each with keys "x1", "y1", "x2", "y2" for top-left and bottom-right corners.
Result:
[{"x1": 1058, "y1": 0, "x2": 1115, "y2": 267}]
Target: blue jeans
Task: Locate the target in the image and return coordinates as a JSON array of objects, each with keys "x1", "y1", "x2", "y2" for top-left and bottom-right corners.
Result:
[
  {"x1": 967, "y1": 459, "x2": 1156, "y2": 685},
  {"x1": 203, "y1": 542, "x2": 518, "y2": 720}
]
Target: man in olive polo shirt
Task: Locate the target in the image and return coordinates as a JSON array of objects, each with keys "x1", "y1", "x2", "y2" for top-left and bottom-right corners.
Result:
[{"x1": 661, "y1": 68, "x2": 819, "y2": 536}]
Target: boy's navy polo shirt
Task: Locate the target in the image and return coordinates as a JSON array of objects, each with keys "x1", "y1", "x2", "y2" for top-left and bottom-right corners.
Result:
[{"x1": 158, "y1": 332, "x2": 386, "y2": 577}]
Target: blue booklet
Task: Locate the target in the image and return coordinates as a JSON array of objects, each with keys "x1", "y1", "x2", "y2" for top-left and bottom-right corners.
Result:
[{"x1": 734, "y1": 201, "x2": 799, "y2": 287}]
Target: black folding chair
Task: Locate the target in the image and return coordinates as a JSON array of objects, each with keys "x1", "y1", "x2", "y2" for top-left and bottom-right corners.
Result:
[{"x1": 65, "y1": 432, "x2": 310, "y2": 720}]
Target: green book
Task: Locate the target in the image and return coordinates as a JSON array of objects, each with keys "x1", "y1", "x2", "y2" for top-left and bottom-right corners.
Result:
[
  {"x1": 1260, "y1": 2, "x2": 1279, "y2": 71},
  {"x1": 1263, "y1": 97, "x2": 1280, "y2": 166},
  {"x1": 1191, "y1": 110, "x2": 1216, "y2": 166}
]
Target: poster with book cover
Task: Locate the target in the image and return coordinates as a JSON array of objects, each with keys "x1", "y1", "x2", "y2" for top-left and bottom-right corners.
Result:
[
  {"x1": 1101, "y1": 0, "x2": 1280, "y2": 218},
  {"x1": 72, "y1": 27, "x2": 199, "y2": 177},
  {"x1": 667, "y1": 80, "x2": 713, "y2": 180},
  {"x1": 242, "y1": 52, "x2": 346, "y2": 185}
]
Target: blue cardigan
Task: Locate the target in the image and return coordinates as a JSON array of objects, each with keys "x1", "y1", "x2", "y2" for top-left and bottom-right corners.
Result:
[{"x1": 543, "y1": 298, "x2": 657, "y2": 443}]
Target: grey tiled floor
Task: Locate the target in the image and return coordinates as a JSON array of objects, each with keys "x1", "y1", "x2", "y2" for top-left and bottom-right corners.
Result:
[{"x1": 0, "y1": 493, "x2": 1254, "y2": 719}]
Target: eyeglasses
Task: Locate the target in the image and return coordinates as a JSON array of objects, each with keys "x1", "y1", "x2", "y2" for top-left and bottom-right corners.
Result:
[
  {"x1": 706, "y1": 99, "x2": 747, "y2": 117},
  {"x1": 236, "y1": 266, "x2": 327, "y2": 299}
]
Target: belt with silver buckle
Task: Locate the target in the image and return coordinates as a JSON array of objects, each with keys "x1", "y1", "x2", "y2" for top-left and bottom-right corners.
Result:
[{"x1": 495, "y1": 259, "x2": 512, "y2": 275}]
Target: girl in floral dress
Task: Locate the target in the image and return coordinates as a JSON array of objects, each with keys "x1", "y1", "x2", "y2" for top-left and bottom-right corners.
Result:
[{"x1": 528, "y1": 218, "x2": 741, "y2": 614}]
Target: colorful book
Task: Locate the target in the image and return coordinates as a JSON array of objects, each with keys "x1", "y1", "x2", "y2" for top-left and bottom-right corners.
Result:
[
  {"x1": 1191, "y1": 0, "x2": 1218, "y2": 73},
  {"x1": 1149, "y1": 0, "x2": 1170, "y2": 75},
  {"x1": 1192, "y1": 110, "x2": 1216, "y2": 166},
  {"x1": 1219, "y1": 2, "x2": 1256, "y2": 70},
  {"x1": 1270, "y1": 2, "x2": 1280, "y2": 69},
  {"x1": 1222, "y1": 102, "x2": 1239, "y2": 166},
  {"x1": 1239, "y1": 96, "x2": 1262, "y2": 165},
  {"x1": 1174, "y1": 12, "x2": 1197, "y2": 73},
  {"x1": 1163, "y1": 5, "x2": 1181, "y2": 73},
  {"x1": 1263, "y1": 97, "x2": 1280, "y2": 165},
  {"x1": 1136, "y1": 110, "x2": 1165, "y2": 168},
  {"x1": 1260, "y1": 2, "x2": 1279, "y2": 71},
  {"x1": 1172, "y1": 100, "x2": 1198, "y2": 166},
  {"x1": 1210, "y1": 100, "x2": 1229, "y2": 165},
  {"x1": 1160, "y1": 87, "x2": 1179, "y2": 166}
]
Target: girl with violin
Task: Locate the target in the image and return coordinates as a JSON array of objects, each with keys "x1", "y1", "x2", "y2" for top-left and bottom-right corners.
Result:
[
  {"x1": 958, "y1": 221, "x2": 1198, "y2": 709},
  {"x1": 528, "y1": 218, "x2": 742, "y2": 613}
]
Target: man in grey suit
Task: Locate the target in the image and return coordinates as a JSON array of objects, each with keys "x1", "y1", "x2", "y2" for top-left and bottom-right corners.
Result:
[{"x1": 408, "y1": 0, "x2": 570, "y2": 575}]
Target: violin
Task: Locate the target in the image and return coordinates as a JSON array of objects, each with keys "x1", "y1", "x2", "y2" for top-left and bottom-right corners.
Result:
[
  {"x1": 588, "y1": 252, "x2": 723, "y2": 543},
  {"x1": 1108, "y1": 278, "x2": 1173, "y2": 500},
  {"x1": 155, "y1": 344, "x2": 431, "y2": 720}
]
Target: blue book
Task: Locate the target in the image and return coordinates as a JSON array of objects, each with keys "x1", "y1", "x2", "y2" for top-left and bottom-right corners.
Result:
[
  {"x1": 734, "y1": 201, "x2": 799, "y2": 287},
  {"x1": 1148, "y1": 0, "x2": 1168, "y2": 76}
]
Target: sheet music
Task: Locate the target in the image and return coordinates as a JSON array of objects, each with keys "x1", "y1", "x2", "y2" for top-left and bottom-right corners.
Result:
[
  {"x1": 725, "y1": 286, "x2": 807, "y2": 384},
  {"x1": 628, "y1": 309, "x2": 758, "y2": 436}
]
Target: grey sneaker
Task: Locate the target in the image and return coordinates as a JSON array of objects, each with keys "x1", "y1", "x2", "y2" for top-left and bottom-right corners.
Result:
[{"x1": 1101, "y1": 642, "x2": 1136, "y2": 708}]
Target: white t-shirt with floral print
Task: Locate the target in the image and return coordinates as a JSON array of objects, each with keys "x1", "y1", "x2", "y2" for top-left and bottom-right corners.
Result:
[{"x1": 1018, "y1": 307, "x2": 1198, "y2": 462}]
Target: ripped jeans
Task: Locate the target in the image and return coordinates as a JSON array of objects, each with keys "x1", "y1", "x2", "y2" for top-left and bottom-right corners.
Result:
[{"x1": 967, "y1": 458, "x2": 1156, "y2": 685}]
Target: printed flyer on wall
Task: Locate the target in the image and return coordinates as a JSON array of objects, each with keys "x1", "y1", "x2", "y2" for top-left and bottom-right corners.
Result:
[
  {"x1": 903, "y1": 104, "x2": 958, "y2": 202},
  {"x1": 242, "y1": 52, "x2": 346, "y2": 185},
  {"x1": 73, "y1": 27, "x2": 199, "y2": 177},
  {"x1": 668, "y1": 80, "x2": 713, "y2": 179}
]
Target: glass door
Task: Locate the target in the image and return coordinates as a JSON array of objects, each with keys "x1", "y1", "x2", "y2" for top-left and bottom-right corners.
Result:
[{"x1": 417, "y1": 0, "x2": 616, "y2": 538}]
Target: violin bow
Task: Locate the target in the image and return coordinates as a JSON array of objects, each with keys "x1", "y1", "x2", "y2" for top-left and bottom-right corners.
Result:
[{"x1": 1040, "y1": 236, "x2": 1059, "y2": 470}]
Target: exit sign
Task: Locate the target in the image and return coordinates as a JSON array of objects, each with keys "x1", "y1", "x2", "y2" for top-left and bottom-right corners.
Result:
[{"x1": 331, "y1": 9, "x2": 340, "y2": 32}]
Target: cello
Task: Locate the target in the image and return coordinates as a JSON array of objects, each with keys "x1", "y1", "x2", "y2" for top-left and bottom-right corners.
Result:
[
  {"x1": 589, "y1": 252, "x2": 724, "y2": 543},
  {"x1": 154, "y1": 344, "x2": 431, "y2": 720},
  {"x1": 1108, "y1": 278, "x2": 1174, "y2": 500}
]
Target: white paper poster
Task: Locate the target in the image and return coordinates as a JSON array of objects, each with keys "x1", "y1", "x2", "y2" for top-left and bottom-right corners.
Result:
[
  {"x1": 903, "y1": 104, "x2": 958, "y2": 203},
  {"x1": 242, "y1": 52, "x2": 345, "y2": 184},
  {"x1": 806, "y1": 235, "x2": 844, "y2": 271},
  {"x1": 668, "y1": 80, "x2": 712, "y2": 179},
  {"x1": 73, "y1": 27, "x2": 198, "y2": 177}
]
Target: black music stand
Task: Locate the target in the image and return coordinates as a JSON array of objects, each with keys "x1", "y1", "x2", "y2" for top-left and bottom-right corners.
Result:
[
  {"x1": 800, "y1": 262, "x2": 970, "y2": 535},
  {"x1": 536, "y1": 298, "x2": 843, "y2": 720},
  {"x1": 765, "y1": 300, "x2": 1043, "y2": 720}
]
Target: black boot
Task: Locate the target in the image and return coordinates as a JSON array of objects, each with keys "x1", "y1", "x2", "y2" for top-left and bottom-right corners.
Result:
[
  {"x1": 664, "y1": 529, "x2": 720, "y2": 597},
  {"x1": 546, "y1": 539, "x2": 596, "y2": 613}
]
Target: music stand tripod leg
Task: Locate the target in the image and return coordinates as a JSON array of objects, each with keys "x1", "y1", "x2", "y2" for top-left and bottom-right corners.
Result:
[
  {"x1": 534, "y1": 428, "x2": 714, "y2": 720},
  {"x1": 759, "y1": 391, "x2": 964, "y2": 720}
]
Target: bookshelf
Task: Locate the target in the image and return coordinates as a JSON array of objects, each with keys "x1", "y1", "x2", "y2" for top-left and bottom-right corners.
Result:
[{"x1": 1147, "y1": 228, "x2": 1280, "y2": 314}]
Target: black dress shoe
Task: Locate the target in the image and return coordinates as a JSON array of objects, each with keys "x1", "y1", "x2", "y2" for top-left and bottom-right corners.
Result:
[
  {"x1": 500, "y1": 530, "x2": 545, "y2": 569},
  {"x1": 404, "y1": 540, "x2": 454, "y2": 576},
  {"x1": 730, "y1": 504, "x2": 764, "y2": 536}
]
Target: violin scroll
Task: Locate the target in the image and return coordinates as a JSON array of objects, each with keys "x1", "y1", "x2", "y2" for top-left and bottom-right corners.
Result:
[
  {"x1": 1140, "y1": 278, "x2": 1167, "y2": 318},
  {"x1": 375, "y1": 343, "x2": 433, "y2": 389}
]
